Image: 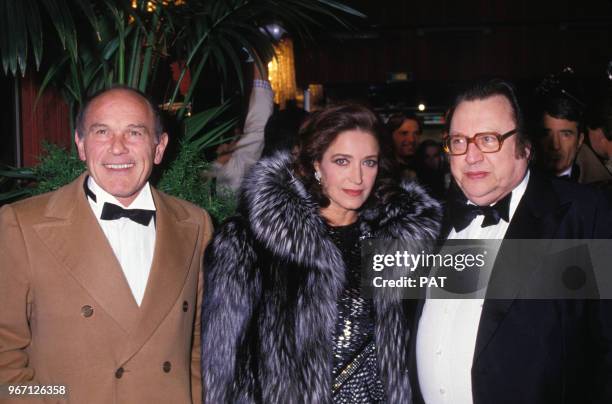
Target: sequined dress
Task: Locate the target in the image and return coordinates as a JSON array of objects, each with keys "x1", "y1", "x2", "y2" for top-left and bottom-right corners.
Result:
[{"x1": 327, "y1": 222, "x2": 386, "y2": 403}]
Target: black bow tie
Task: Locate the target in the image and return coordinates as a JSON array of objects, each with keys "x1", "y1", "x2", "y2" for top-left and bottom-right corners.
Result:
[
  {"x1": 450, "y1": 192, "x2": 511, "y2": 233},
  {"x1": 100, "y1": 202, "x2": 155, "y2": 226},
  {"x1": 84, "y1": 177, "x2": 155, "y2": 226}
]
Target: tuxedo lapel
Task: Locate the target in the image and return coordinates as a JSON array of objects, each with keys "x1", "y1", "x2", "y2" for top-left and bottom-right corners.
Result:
[
  {"x1": 473, "y1": 172, "x2": 570, "y2": 364},
  {"x1": 504, "y1": 177, "x2": 565, "y2": 240},
  {"x1": 33, "y1": 174, "x2": 140, "y2": 334},
  {"x1": 439, "y1": 205, "x2": 453, "y2": 240},
  {"x1": 119, "y1": 189, "x2": 199, "y2": 364}
]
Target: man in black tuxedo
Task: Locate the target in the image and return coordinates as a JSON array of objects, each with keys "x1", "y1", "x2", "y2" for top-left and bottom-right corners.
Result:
[{"x1": 413, "y1": 79, "x2": 612, "y2": 404}]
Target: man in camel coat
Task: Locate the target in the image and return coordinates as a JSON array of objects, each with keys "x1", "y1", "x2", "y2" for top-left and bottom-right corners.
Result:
[{"x1": 0, "y1": 87, "x2": 212, "y2": 403}]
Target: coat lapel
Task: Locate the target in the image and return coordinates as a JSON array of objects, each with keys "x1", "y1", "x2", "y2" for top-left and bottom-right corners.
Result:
[
  {"x1": 33, "y1": 174, "x2": 140, "y2": 333},
  {"x1": 473, "y1": 171, "x2": 570, "y2": 364},
  {"x1": 119, "y1": 189, "x2": 199, "y2": 364}
]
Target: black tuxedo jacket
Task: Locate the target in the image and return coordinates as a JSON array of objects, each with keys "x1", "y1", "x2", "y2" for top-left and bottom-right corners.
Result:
[{"x1": 411, "y1": 170, "x2": 612, "y2": 404}]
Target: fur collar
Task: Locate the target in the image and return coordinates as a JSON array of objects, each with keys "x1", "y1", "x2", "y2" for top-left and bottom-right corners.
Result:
[
  {"x1": 241, "y1": 151, "x2": 442, "y2": 263},
  {"x1": 237, "y1": 151, "x2": 442, "y2": 403},
  {"x1": 203, "y1": 151, "x2": 442, "y2": 403}
]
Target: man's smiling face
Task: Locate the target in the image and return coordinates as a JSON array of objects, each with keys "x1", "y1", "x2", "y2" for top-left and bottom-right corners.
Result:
[{"x1": 75, "y1": 89, "x2": 168, "y2": 207}]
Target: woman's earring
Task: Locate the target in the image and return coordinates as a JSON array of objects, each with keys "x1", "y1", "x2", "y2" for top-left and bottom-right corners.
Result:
[{"x1": 314, "y1": 171, "x2": 321, "y2": 184}]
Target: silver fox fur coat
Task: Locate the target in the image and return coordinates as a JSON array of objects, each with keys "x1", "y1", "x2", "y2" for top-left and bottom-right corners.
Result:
[{"x1": 201, "y1": 152, "x2": 441, "y2": 403}]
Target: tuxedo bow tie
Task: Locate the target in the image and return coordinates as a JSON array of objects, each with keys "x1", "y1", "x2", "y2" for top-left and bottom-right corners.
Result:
[
  {"x1": 450, "y1": 192, "x2": 511, "y2": 233},
  {"x1": 100, "y1": 202, "x2": 155, "y2": 226},
  {"x1": 84, "y1": 177, "x2": 155, "y2": 226}
]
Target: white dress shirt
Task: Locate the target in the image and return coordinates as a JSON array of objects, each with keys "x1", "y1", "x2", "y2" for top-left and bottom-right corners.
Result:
[
  {"x1": 86, "y1": 177, "x2": 156, "y2": 306},
  {"x1": 416, "y1": 171, "x2": 530, "y2": 404}
]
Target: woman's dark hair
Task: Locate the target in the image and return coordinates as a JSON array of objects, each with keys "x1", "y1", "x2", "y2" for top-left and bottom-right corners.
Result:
[{"x1": 293, "y1": 102, "x2": 397, "y2": 208}]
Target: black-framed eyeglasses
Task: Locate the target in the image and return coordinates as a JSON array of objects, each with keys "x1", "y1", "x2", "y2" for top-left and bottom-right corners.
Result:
[{"x1": 443, "y1": 129, "x2": 518, "y2": 156}]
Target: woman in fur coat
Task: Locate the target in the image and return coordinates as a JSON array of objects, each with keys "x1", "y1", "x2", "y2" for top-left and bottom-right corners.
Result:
[{"x1": 201, "y1": 103, "x2": 441, "y2": 403}]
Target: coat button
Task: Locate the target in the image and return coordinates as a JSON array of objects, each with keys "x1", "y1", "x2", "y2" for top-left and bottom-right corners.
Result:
[
  {"x1": 182, "y1": 301, "x2": 188, "y2": 312},
  {"x1": 162, "y1": 361, "x2": 172, "y2": 373},
  {"x1": 81, "y1": 305, "x2": 94, "y2": 318},
  {"x1": 115, "y1": 367, "x2": 124, "y2": 379}
]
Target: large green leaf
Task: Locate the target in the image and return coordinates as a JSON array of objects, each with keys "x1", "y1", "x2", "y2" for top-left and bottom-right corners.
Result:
[
  {"x1": 217, "y1": 36, "x2": 245, "y2": 93},
  {"x1": 4, "y1": 0, "x2": 26, "y2": 75},
  {"x1": 24, "y1": 0, "x2": 44, "y2": 71},
  {"x1": 184, "y1": 100, "x2": 234, "y2": 140},
  {"x1": 35, "y1": 55, "x2": 69, "y2": 110},
  {"x1": 0, "y1": 168, "x2": 36, "y2": 179},
  {"x1": 317, "y1": 0, "x2": 366, "y2": 19},
  {"x1": 191, "y1": 118, "x2": 238, "y2": 151},
  {"x1": 127, "y1": 28, "x2": 143, "y2": 88},
  {"x1": 40, "y1": 0, "x2": 79, "y2": 62},
  {"x1": 74, "y1": 0, "x2": 102, "y2": 41}
]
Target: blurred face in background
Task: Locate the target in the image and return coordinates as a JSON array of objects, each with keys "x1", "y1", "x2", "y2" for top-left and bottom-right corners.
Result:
[
  {"x1": 540, "y1": 114, "x2": 583, "y2": 175},
  {"x1": 392, "y1": 118, "x2": 420, "y2": 159},
  {"x1": 423, "y1": 144, "x2": 443, "y2": 171},
  {"x1": 315, "y1": 129, "x2": 379, "y2": 224}
]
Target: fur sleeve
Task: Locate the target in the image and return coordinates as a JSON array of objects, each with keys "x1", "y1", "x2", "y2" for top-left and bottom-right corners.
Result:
[{"x1": 201, "y1": 216, "x2": 261, "y2": 403}]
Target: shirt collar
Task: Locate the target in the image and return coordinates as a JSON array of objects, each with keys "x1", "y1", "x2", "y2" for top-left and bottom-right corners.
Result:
[
  {"x1": 507, "y1": 169, "x2": 529, "y2": 222},
  {"x1": 86, "y1": 176, "x2": 156, "y2": 218},
  {"x1": 558, "y1": 165, "x2": 572, "y2": 178}
]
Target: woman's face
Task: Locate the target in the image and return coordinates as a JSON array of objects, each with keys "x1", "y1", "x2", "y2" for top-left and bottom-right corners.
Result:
[{"x1": 314, "y1": 129, "x2": 379, "y2": 219}]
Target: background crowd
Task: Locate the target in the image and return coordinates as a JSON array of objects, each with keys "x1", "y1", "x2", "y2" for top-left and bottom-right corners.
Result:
[{"x1": 213, "y1": 67, "x2": 612, "y2": 207}]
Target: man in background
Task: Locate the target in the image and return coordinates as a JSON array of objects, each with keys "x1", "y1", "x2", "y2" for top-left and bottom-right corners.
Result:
[
  {"x1": 538, "y1": 93, "x2": 612, "y2": 185},
  {"x1": 386, "y1": 112, "x2": 423, "y2": 180}
]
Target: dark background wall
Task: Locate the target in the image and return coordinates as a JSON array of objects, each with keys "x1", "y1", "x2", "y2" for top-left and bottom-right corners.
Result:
[
  {"x1": 4, "y1": 0, "x2": 611, "y2": 167},
  {"x1": 0, "y1": 76, "x2": 17, "y2": 167},
  {"x1": 296, "y1": 0, "x2": 612, "y2": 85}
]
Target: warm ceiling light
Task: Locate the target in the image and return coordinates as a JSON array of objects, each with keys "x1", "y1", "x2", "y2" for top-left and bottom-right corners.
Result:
[
  {"x1": 267, "y1": 37, "x2": 297, "y2": 109},
  {"x1": 131, "y1": 0, "x2": 185, "y2": 12}
]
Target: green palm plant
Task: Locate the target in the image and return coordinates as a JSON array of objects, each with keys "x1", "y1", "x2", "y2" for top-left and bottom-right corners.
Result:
[
  {"x1": 2, "y1": 0, "x2": 363, "y2": 122},
  {"x1": 0, "y1": 0, "x2": 365, "y2": 217}
]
